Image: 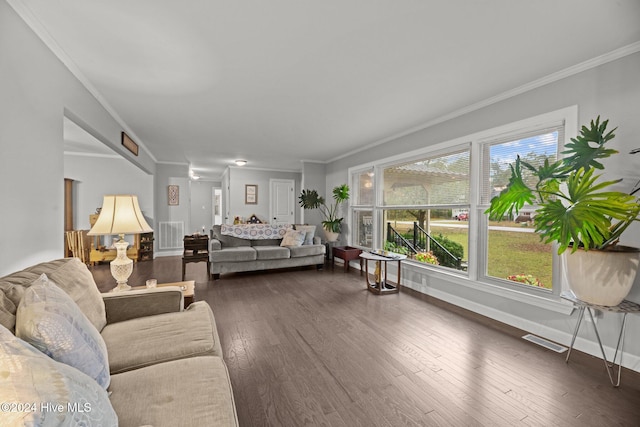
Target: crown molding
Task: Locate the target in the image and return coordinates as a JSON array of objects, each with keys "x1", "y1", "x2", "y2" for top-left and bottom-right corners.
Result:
[
  {"x1": 329, "y1": 41, "x2": 640, "y2": 164},
  {"x1": 228, "y1": 165, "x2": 302, "y2": 173}
]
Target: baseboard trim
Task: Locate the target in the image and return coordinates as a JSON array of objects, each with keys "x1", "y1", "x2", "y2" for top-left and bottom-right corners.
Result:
[
  {"x1": 154, "y1": 250, "x2": 183, "y2": 257},
  {"x1": 402, "y1": 278, "x2": 640, "y2": 373}
]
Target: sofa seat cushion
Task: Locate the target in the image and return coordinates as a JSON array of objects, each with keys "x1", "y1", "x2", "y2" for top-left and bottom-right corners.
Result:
[
  {"x1": 254, "y1": 246, "x2": 290, "y2": 260},
  {"x1": 289, "y1": 244, "x2": 326, "y2": 258},
  {"x1": 109, "y1": 356, "x2": 238, "y2": 427},
  {"x1": 102, "y1": 302, "x2": 221, "y2": 374},
  {"x1": 211, "y1": 246, "x2": 256, "y2": 263}
]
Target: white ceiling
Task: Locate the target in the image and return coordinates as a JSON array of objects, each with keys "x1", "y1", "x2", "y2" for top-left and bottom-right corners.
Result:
[{"x1": 13, "y1": 0, "x2": 640, "y2": 179}]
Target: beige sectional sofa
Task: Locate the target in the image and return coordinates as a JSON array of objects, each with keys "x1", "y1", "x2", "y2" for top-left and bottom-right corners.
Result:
[
  {"x1": 0, "y1": 258, "x2": 237, "y2": 427},
  {"x1": 210, "y1": 224, "x2": 325, "y2": 279}
]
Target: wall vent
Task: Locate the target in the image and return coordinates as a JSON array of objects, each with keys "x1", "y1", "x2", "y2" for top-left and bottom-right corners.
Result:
[
  {"x1": 522, "y1": 334, "x2": 567, "y2": 353},
  {"x1": 159, "y1": 221, "x2": 184, "y2": 249}
]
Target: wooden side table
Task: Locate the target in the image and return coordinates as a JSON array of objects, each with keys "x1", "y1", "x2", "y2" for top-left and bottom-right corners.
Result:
[
  {"x1": 182, "y1": 235, "x2": 210, "y2": 280},
  {"x1": 562, "y1": 291, "x2": 640, "y2": 387},
  {"x1": 131, "y1": 280, "x2": 195, "y2": 308},
  {"x1": 360, "y1": 251, "x2": 406, "y2": 295},
  {"x1": 332, "y1": 246, "x2": 362, "y2": 273}
]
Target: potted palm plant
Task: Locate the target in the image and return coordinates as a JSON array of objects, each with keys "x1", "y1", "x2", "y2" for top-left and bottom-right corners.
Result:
[
  {"x1": 486, "y1": 117, "x2": 640, "y2": 306},
  {"x1": 299, "y1": 184, "x2": 350, "y2": 242}
]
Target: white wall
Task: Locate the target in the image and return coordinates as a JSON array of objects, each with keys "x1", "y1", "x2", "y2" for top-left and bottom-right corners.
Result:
[
  {"x1": 327, "y1": 51, "x2": 640, "y2": 371},
  {"x1": 64, "y1": 154, "x2": 154, "y2": 230},
  {"x1": 228, "y1": 167, "x2": 301, "y2": 224},
  {"x1": 189, "y1": 180, "x2": 221, "y2": 234},
  {"x1": 0, "y1": 1, "x2": 156, "y2": 275},
  {"x1": 153, "y1": 163, "x2": 190, "y2": 256}
]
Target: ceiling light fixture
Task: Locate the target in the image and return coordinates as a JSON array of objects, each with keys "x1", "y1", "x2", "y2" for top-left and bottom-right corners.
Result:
[{"x1": 235, "y1": 159, "x2": 247, "y2": 166}]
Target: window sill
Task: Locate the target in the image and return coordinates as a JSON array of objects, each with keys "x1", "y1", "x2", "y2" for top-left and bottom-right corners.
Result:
[{"x1": 403, "y1": 262, "x2": 574, "y2": 315}]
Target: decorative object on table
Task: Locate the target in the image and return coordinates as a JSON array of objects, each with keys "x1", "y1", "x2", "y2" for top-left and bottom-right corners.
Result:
[
  {"x1": 121, "y1": 132, "x2": 138, "y2": 156},
  {"x1": 87, "y1": 195, "x2": 153, "y2": 292},
  {"x1": 245, "y1": 184, "x2": 258, "y2": 204},
  {"x1": 168, "y1": 185, "x2": 179, "y2": 206},
  {"x1": 486, "y1": 117, "x2": 640, "y2": 306},
  {"x1": 248, "y1": 214, "x2": 262, "y2": 224},
  {"x1": 298, "y1": 184, "x2": 350, "y2": 242}
]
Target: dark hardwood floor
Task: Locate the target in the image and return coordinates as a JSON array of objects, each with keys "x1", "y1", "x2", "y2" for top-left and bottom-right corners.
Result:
[{"x1": 91, "y1": 257, "x2": 640, "y2": 426}]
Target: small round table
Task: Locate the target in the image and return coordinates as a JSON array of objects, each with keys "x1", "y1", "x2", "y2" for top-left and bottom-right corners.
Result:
[{"x1": 359, "y1": 251, "x2": 407, "y2": 295}]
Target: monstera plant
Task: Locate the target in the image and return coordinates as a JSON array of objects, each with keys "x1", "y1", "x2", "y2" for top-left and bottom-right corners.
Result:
[
  {"x1": 299, "y1": 184, "x2": 350, "y2": 241},
  {"x1": 486, "y1": 117, "x2": 640, "y2": 306}
]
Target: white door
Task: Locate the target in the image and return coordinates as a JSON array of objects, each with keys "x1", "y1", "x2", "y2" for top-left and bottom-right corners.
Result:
[{"x1": 270, "y1": 179, "x2": 295, "y2": 225}]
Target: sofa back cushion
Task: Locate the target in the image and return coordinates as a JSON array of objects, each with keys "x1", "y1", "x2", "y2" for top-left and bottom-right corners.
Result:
[
  {"x1": 0, "y1": 258, "x2": 106, "y2": 333},
  {"x1": 212, "y1": 225, "x2": 251, "y2": 248},
  {"x1": 16, "y1": 274, "x2": 110, "y2": 389},
  {"x1": 252, "y1": 238, "x2": 283, "y2": 246}
]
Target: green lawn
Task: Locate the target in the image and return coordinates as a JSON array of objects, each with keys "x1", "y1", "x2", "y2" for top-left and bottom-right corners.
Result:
[
  {"x1": 398, "y1": 223, "x2": 553, "y2": 290},
  {"x1": 487, "y1": 229, "x2": 552, "y2": 289}
]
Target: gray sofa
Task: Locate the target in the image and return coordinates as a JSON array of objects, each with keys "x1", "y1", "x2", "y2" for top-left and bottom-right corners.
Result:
[
  {"x1": 0, "y1": 258, "x2": 237, "y2": 427},
  {"x1": 210, "y1": 224, "x2": 325, "y2": 279}
]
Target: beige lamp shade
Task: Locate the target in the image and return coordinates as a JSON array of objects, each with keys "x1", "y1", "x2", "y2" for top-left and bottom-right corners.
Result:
[{"x1": 88, "y1": 195, "x2": 153, "y2": 236}]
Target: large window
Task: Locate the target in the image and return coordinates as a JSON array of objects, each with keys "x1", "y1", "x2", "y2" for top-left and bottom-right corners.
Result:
[
  {"x1": 381, "y1": 147, "x2": 470, "y2": 271},
  {"x1": 351, "y1": 169, "x2": 374, "y2": 248},
  {"x1": 480, "y1": 125, "x2": 563, "y2": 291},
  {"x1": 349, "y1": 107, "x2": 574, "y2": 299}
]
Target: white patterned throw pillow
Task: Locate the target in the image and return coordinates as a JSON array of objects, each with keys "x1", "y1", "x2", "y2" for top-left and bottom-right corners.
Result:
[
  {"x1": 0, "y1": 325, "x2": 117, "y2": 427},
  {"x1": 15, "y1": 274, "x2": 110, "y2": 389},
  {"x1": 280, "y1": 229, "x2": 306, "y2": 247}
]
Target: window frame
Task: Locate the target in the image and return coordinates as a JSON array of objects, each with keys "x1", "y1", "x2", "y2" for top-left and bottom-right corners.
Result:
[{"x1": 348, "y1": 106, "x2": 578, "y2": 309}]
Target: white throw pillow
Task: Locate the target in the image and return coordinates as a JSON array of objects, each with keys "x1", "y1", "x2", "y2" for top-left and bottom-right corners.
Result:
[
  {"x1": 0, "y1": 325, "x2": 117, "y2": 426},
  {"x1": 280, "y1": 229, "x2": 306, "y2": 247},
  {"x1": 16, "y1": 274, "x2": 110, "y2": 389},
  {"x1": 295, "y1": 225, "x2": 316, "y2": 245}
]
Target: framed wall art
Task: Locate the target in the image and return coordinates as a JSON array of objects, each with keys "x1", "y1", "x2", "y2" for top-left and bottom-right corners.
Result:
[
  {"x1": 121, "y1": 132, "x2": 139, "y2": 156},
  {"x1": 245, "y1": 184, "x2": 258, "y2": 204},
  {"x1": 168, "y1": 185, "x2": 179, "y2": 206}
]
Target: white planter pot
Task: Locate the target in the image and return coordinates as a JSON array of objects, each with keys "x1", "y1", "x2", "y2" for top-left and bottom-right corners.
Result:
[
  {"x1": 324, "y1": 230, "x2": 340, "y2": 242},
  {"x1": 563, "y1": 246, "x2": 640, "y2": 306}
]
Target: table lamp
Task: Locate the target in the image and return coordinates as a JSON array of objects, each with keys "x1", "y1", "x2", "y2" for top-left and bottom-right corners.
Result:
[{"x1": 87, "y1": 195, "x2": 153, "y2": 291}]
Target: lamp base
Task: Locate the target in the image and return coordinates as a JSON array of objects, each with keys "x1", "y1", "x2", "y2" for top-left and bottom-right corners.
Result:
[
  {"x1": 111, "y1": 282, "x2": 132, "y2": 292},
  {"x1": 110, "y1": 237, "x2": 134, "y2": 292}
]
